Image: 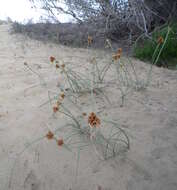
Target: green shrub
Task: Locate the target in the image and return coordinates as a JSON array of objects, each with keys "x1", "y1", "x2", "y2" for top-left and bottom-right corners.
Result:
[{"x1": 133, "y1": 23, "x2": 177, "y2": 69}]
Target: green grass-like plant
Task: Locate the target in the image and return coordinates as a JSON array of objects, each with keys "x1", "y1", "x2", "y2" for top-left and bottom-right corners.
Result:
[{"x1": 134, "y1": 23, "x2": 177, "y2": 69}]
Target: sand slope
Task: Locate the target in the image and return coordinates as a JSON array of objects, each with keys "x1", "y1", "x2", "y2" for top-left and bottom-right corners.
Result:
[{"x1": 0, "y1": 24, "x2": 177, "y2": 190}]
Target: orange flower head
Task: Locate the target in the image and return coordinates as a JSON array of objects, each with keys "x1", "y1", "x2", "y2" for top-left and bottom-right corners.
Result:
[
  {"x1": 53, "y1": 106, "x2": 59, "y2": 113},
  {"x1": 56, "y1": 64, "x2": 60, "y2": 69},
  {"x1": 88, "y1": 112, "x2": 100, "y2": 128},
  {"x1": 157, "y1": 36, "x2": 164, "y2": 44},
  {"x1": 50, "y1": 56, "x2": 55, "y2": 63},
  {"x1": 46, "y1": 131, "x2": 54, "y2": 140},
  {"x1": 57, "y1": 139, "x2": 64, "y2": 146}
]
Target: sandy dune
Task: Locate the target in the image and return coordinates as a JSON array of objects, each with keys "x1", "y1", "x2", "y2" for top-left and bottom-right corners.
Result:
[{"x1": 0, "y1": 24, "x2": 177, "y2": 190}]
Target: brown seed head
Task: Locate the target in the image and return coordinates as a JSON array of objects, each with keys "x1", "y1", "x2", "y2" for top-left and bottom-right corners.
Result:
[
  {"x1": 50, "y1": 56, "x2": 55, "y2": 63},
  {"x1": 46, "y1": 131, "x2": 54, "y2": 140},
  {"x1": 88, "y1": 112, "x2": 101, "y2": 128},
  {"x1": 57, "y1": 139, "x2": 64, "y2": 146}
]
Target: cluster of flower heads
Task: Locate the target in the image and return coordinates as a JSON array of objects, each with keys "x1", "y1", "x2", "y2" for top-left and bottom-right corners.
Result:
[
  {"x1": 50, "y1": 56, "x2": 65, "y2": 69},
  {"x1": 112, "y1": 48, "x2": 122, "y2": 61},
  {"x1": 45, "y1": 58, "x2": 66, "y2": 147},
  {"x1": 88, "y1": 112, "x2": 101, "y2": 128},
  {"x1": 49, "y1": 56, "x2": 66, "y2": 113},
  {"x1": 53, "y1": 92, "x2": 65, "y2": 113},
  {"x1": 46, "y1": 131, "x2": 64, "y2": 147}
]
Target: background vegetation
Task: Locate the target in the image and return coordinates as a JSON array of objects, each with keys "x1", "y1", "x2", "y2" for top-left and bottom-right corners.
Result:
[
  {"x1": 134, "y1": 23, "x2": 177, "y2": 69},
  {"x1": 11, "y1": 0, "x2": 177, "y2": 68}
]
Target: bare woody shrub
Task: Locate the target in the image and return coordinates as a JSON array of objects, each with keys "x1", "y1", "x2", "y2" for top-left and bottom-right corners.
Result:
[{"x1": 29, "y1": 0, "x2": 177, "y2": 42}]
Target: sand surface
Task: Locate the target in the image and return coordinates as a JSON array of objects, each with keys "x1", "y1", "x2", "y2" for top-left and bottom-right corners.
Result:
[{"x1": 0, "y1": 24, "x2": 177, "y2": 190}]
